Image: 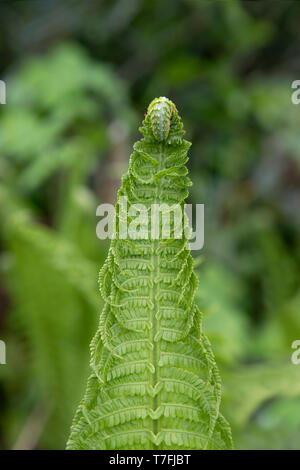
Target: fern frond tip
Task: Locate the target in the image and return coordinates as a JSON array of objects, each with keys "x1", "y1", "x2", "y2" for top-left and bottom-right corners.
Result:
[{"x1": 140, "y1": 97, "x2": 184, "y2": 143}]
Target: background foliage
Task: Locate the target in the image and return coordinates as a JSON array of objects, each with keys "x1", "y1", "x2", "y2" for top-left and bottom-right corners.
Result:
[{"x1": 0, "y1": 0, "x2": 300, "y2": 449}]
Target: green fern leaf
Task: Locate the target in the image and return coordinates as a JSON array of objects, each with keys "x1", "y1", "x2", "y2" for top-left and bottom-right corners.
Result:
[{"x1": 67, "y1": 97, "x2": 233, "y2": 450}]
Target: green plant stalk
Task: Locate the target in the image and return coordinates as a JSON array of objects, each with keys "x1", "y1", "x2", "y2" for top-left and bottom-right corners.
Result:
[{"x1": 66, "y1": 97, "x2": 233, "y2": 450}]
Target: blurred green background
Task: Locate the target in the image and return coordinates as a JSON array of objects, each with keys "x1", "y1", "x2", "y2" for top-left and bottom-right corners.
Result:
[{"x1": 0, "y1": 0, "x2": 300, "y2": 450}]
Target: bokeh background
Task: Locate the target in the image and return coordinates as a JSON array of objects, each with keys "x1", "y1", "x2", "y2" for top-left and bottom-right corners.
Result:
[{"x1": 0, "y1": 0, "x2": 300, "y2": 450}]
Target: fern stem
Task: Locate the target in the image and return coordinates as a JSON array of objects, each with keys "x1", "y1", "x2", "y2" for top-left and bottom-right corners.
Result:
[{"x1": 149, "y1": 142, "x2": 164, "y2": 445}]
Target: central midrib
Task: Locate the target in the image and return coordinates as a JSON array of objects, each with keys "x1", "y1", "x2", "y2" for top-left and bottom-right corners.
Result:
[{"x1": 150, "y1": 142, "x2": 163, "y2": 446}]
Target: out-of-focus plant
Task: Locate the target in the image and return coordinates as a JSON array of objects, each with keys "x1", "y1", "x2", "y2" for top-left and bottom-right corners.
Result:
[
  {"x1": 0, "y1": 0, "x2": 300, "y2": 450},
  {"x1": 0, "y1": 43, "x2": 135, "y2": 449}
]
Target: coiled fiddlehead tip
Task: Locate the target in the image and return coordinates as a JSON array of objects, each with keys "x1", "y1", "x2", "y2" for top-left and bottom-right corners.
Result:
[{"x1": 146, "y1": 96, "x2": 178, "y2": 142}]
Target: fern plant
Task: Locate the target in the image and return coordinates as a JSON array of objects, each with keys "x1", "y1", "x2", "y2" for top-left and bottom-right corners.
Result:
[{"x1": 67, "y1": 97, "x2": 233, "y2": 450}]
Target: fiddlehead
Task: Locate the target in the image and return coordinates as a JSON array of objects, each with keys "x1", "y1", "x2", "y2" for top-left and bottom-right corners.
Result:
[{"x1": 148, "y1": 97, "x2": 175, "y2": 141}]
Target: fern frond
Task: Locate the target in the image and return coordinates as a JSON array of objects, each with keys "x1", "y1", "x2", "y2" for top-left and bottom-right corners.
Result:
[{"x1": 67, "y1": 97, "x2": 233, "y2": 450}]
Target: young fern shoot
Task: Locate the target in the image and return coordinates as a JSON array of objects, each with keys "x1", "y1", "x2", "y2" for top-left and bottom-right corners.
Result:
[{"x1": 66, "y1": 97, "x2": 233, "y2": 450}]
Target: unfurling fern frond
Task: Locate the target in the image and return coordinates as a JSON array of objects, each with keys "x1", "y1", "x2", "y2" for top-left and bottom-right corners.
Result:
[{"x1": 67, "y1": 97, "x2": 233, "y2": 450}]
